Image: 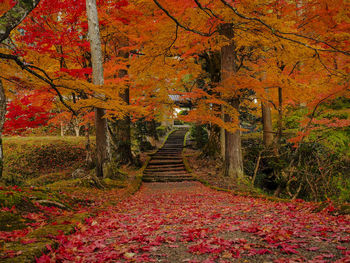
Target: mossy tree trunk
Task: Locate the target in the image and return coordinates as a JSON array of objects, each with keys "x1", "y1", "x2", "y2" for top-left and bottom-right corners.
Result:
[
  {"x1": 0, "y1": 80, "x2": 6, "y2": 178},
  {"x1": 109, "y1": 87, "x2": 133, "y2": 165},
  {"x1": 108, "y1": 43, "x2": 133, "y2": 165},
  {"x1": 199, "y1": 52, "x2": 222, "y2": 158},
  {"x1": 202, "y1": 124, "x2": 220, "y2": 158},
  {"x1": 277, "y1": 87, "x2": 283, "y2": 142}
]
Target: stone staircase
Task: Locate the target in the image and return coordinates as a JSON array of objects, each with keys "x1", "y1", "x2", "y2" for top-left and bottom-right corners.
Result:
[{"x1": 142, "y1": 129, "x2": 194, "y2": 182}]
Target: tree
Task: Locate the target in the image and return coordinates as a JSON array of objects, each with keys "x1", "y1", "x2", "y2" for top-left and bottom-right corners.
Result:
[
  {"x1": 127, "y1": 0, "x2": 349, "y2": 183},
  {"x1": 261, "y1": 99, "x2": 274, "y2": 147},
  {"x1": 219, "y1": 23, "x2": 244, "y2": 179},
  {"x1": 0, "y1": 80, "x2": 6, "y2": 178},
  {"x1": 0, "y1": 0, "x2": 41, "y2": 178},
  {"x1": 86, "y1": 0, "x2": 109, "y2": 177}
]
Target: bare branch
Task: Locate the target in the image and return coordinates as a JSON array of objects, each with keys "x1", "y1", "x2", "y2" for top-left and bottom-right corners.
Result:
[
  {"x1": 165, "y1": 24, "x2": 178, "y2": 55},
  {"x1": 152, "y1": 0, "x2": 215, "y2": 37},
  {"x1": 193, "y1": 0, "x2": 222, "y2": 20}
]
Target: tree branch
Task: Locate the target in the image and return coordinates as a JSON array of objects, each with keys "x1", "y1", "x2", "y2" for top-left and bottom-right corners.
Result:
[
  {"x1": 165, "y1": 24, "x2": 178, "y2": 55},
  {"x1": 0, "y1": 0, "x2": 41, "y2": 43},
  {"x1": 193, "y1": 0, "x2": 222, "y2": 20},
  {"x1": 152, "y1": 0, "x2": 215, "y2": 37},
  {"x1": 0, "y1": 52, "x2": 77, "y2": 115}
]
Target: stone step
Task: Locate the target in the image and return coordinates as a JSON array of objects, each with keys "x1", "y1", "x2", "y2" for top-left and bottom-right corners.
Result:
[
  {"x1": 143, "y1": 176, "x2": 194, "y2": 182},
  {"x1": 155, "y1": 151, "x2": 181, "y2": 154},
  {"x1": 157, "y1": 148, "x2": 183, "y2": 151},
  {"x1": 142, "y1": 128, "x2": 190, "y2": 182},
  {"x1": 144, "y1": 167, "x2": 186, "y2": 173},
  {"x1": 154, "y1": 152, "x2": 181, "y2": 155},
  {"x1": 151, "y1": 156, "x2": 183, "y2": 160},
  {"x1": 143, "y1": 171, "x2": 189, "y2": 176},
  {"x1": 153, "y1": 154, "x2": 181, "y2": 157},
  {"x1": 147, "y1": 163, "x2": 185, "y2": 168},
  {"x1": 148, "y1": 160, "x2": 183, "y2": 165}
]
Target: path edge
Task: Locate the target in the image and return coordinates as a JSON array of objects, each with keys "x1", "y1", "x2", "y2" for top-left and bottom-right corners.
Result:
[{"x1": 181, "y1": 130, "x2": 350, "y2": 215}]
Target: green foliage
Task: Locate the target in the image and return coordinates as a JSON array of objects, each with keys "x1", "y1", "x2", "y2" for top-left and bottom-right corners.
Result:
[
  {"x1": 313, "y1": 128, "x2": 350, "y2": 156},
  {"x1": 327, "y1": 97, "x2": 350, "y2": 110},
  {"x1": 333, "y1": 175, "x2": 350, "y2": 202},
  {"x1": 190, "y1": 125, "x2": 208, "y2": 149},
  {"x1": 283, "y1": 106, "x2": 308, "y2": 129},
  {"x1": 241, "y1": 138, "x2": 264, "y2": 182},
  {"x1": 155, "y1": 125, "x2": 168, "y2": 137},
  {"x1": 242, "y1": 136, "x2": 350, "y2": 202},
  {"x1": 133, "y1": 119, "x2": 159, "y2": 152}
]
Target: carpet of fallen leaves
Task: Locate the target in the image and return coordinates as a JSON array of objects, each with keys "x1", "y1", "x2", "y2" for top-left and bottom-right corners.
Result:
[
  {"x1": 38, "y1": 182, "x2": 349, "y2": 262},
  {"x1": 0, "y1": 181, "x2": 134, "y2": 261}
]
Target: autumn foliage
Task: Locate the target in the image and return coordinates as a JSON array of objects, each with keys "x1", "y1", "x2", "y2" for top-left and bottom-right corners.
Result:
[
  {"x1": 3, "y1": 90, "x2": 53, "y2": 135},
  {"x1": 0, "y1": 0, "x2": 349, "y2": 261}
]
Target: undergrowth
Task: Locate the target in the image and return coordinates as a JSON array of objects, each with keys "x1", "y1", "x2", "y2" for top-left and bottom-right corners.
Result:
[{"x1": 2, "y1": 136, "x2": 89, "y2": 185}]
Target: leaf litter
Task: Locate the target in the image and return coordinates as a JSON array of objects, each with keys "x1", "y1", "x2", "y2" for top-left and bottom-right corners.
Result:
[{"x1": 38, "y1": 182, "x2": 349, "y2": 262}]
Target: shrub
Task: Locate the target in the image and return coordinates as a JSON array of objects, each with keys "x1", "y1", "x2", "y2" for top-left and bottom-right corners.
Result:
[
  {"x1": 190, "y1": 125, "x2": 208, "y2": 149},
  {"x1": 242, "y1": 136, "x2": 350, "y2": 202}
]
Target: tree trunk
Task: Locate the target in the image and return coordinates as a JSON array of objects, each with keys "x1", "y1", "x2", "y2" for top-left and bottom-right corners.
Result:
[
  {"x1": 224, "y1": 99, "x2": 243, "y2": 179},
  {"x1": 202, "y1": 124, "x2": 220, "y2": 158},
  {"x1": 85, "y1": 123, "x2": 94, "y2": 167},
  {"x1": 60, "y1": 122, "x2": 64, "y2": 137},
  {"x1": 110, "y1": 87, "x2": 133, "y2": 165},
  {"x1": 220, "y1": 23, "x2": 244, "y2": 180},
  {"x1": 261, "y1": 100, "x2": 274, "y2": 147},
  {"x1": 277, "y1": 87, "x2": 283, "y2": 142},
  {"x1": 109, "y1": 38, "x2": 133, "y2": 165},
  {"x1": 86, "y1": 0, "x2": 109, "y2": 177},
  {"x1": 74, "y1": 125, "x2": 80, "y2": 137},
  {"x1": 220, "y1": 107, "x2": 225, "y2": 158},
  {"x1": 0, "y1": 80, "x2": 6, "y2": 178}
]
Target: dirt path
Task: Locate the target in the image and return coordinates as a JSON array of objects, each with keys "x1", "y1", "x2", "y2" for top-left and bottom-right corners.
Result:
[{"x1": 44, "y1": 181, "x2": 349, "y2": 262}]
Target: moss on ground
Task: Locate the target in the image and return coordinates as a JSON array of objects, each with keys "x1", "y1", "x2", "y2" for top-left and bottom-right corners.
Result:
[
  {"x1": 0, "y1": 190, "x2": 37, "y2": 213},
  {"x1": 44, "y1": 179, "x2": 81, "y2": 189},
  {"x1": 1, "y1": 212, "x2": 89, "y2": 262},
  {"x1": 28, "y1": 212, "x2": 88, "y2": 239},
  {"x1": 103, "y1": 178, "x2": 127, "y2": 188},
  {"x1": 0, "y1": 212, "x2": 29, "y2": 231},
  {"x1": 25, "y1": 172, "x2": 72, "y2": 187},
  {"x1": 2, "y1": 240, "x2": 52, "y2": 263}
]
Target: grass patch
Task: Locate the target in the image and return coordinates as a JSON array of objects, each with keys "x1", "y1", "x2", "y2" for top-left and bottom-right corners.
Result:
[{"x1": 2, "y1": 136, "x2": 91, "y2": 185}]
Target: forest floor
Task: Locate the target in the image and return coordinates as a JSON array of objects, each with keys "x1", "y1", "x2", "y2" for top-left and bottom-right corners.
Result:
[
  {"x1": 0, "y1": 136, "x2": 143, "y2": 262},
  {"x1": 38, "y1": 181, "x2": 349, "y2": 262},
  {"x1": 0, "y1": 172, "x2": 142, "y2": 262},
  {"x1": 1, "y1": 137, "x2": 349, "y2": 262}
]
